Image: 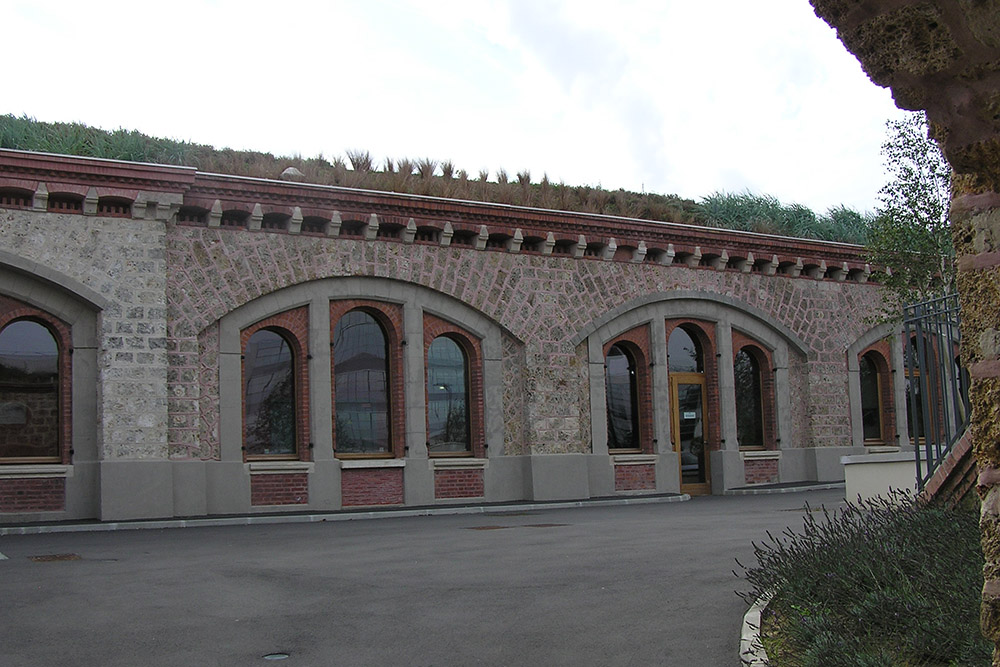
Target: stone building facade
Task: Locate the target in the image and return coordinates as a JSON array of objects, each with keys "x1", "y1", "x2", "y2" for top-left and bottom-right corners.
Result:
[{"x1": 0, "y1": 149, "x2": 903, "y2": 522}]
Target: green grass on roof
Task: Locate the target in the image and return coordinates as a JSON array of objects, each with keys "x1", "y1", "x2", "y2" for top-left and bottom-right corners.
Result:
[{"x1": 0, "y1": 114, "x2": 868, "y2": 244}]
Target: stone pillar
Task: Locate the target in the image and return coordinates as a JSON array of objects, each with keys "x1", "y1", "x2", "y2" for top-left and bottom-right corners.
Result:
[
  {"x1": 807, "y1": 0, "x2": 1000, "y2": 656},
  {"x1": 953, "y1": 187, "x2": 1000, "y2": 652}
]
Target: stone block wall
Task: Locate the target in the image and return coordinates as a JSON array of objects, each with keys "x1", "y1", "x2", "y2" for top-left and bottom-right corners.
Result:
[
  {"x1": 0, "y1": 150, "x2": 898, "y2": 521},
  {"x1": 0, "y1": 209, "x2": 168, "y2": 460}
]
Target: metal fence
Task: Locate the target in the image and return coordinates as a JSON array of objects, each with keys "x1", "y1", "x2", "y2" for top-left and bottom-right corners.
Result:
[{"x1": 902, "y1": 293, "x2": 970, "y2": 490}]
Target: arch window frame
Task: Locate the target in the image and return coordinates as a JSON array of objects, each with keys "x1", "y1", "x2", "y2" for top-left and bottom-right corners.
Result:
[
  {"x1": 605, "y1": 343, "x2": 642, "y2": 452},
  {"x1": 733, "y1": 344, "x2": 769, "y2": 451},
  {"x1": 601, "y1": 325, "x2": 653, "y2": 455},
  {"x1": 423, "y1": 316, "x2": 485, "y2": 458},
  {"x1": 666, "y1": 320, "x2": 718, "y2": 451},
  {"x1": 730, "y1": 334, "x2": 777, "y2": 451},
  {"x1": 859, "y1": 348, "x2": 892, "y2": 446},
  {"x1": 240, "y1": 308, "x2": 311, "y2": 462},
  {"x1": 0, "y1": 302, "x2": 73, "y2": 464},
  {"x1": 330, "y1": 301, "x2": 405, "y2": 459}
]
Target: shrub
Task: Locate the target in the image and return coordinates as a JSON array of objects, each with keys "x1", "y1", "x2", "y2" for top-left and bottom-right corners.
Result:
[{"x1": 738, "y1": 491, "x2": 989, "y2": 666}]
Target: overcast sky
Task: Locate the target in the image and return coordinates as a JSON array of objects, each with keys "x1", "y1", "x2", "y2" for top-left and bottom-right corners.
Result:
[{"x1": 4, "y1": 0, "x2": 908, "y2": 214}]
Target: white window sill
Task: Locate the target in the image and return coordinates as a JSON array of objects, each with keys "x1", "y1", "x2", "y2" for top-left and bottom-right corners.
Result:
[
  {"x1": 429, "y1": 458, "x2": 488, "y2": 470},
  {"x1": 339, "y1": 459, "x2": 406, "y2": 469},
  {"x1": 0, "y1": 464, "x2": 73, "y2": 479},
  {"x1": 740, "y1": 450, "x2": 780, "y2": 461},
  {"x1": 611, "y1": 454, "x2": 657, "y2": 466},
  {"x1": 246, "y1": 461, "x2": 314, "y2": 475}
]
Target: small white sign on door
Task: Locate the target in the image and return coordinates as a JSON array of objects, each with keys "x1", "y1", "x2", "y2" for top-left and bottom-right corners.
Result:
[{"x1": 683, "y1": 411, "x2": 697, "y2": 420}]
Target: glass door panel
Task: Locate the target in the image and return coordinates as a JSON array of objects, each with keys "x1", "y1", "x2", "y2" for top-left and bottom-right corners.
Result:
[{"x1": 670, "y1": 374, "x2": 710, "y2": 494}]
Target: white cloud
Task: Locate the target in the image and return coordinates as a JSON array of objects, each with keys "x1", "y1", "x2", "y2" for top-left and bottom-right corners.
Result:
[{"x1": 1, "y1": 0, "x2": 908, "y2": 213}]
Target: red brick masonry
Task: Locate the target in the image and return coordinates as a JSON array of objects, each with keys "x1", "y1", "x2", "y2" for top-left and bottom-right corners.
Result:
[
  {"x1": 342, "y1": 468, "x2": 404, "y2": 506},
  {"x1": 250, "y1": 473, "x2": 309, "y2": 506},
  {"x1": 615, "y1": 464, "x2": 656, "y2": 491},
  {"x1": 434, "y1": 469, "x2": 485, "y2": 498},
  {"x1": 744, "y1": 458, "x2": 779, "y2": 484},
  {"x1": 0, "y1": 477, "x2": 65, "y2": 512}
]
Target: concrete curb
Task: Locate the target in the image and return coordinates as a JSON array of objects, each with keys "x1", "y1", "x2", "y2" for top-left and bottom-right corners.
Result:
[
  {"x1": 0, "y1": 493, "x2": 691, "y2": 536},
  {"x1": 724, "y1": 482, "x2": 845, "y2": 496},
  {"x1": 739, "y1": 593, "x2": 772, "y2": 666}
]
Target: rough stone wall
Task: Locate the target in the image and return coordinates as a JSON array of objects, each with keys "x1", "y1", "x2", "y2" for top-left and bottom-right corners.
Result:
[
  {"x1": 165, "y1": 223, "x2": 885, "y2": 457},
  {"x1": 810, "y1": 0, "x2": 1000, "y2": 657},
  {"x1": 501, "y1": 333, "x2": 528, "y2": 455},
  {"x1": 0, "y1": 209, "x2": 168, "y2": 459}
]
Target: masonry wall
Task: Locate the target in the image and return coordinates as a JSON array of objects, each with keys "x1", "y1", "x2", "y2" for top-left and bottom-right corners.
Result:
[
  {"x1": 0, "y1": 209, "x2": 169, "y2": 461},
  {"x1": 0, "y1": 153, "x2": 896, "y2": 522},
  {"x1": 166, "y1": 225, "x2": 884, "y2": 458}
]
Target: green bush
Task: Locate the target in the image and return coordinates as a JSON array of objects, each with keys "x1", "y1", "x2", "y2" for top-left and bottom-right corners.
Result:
[{"x1": 738, "y1": 492, "x2": 989, "y2": 666}]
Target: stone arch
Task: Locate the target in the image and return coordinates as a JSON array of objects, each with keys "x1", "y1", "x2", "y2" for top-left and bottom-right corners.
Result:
[
  {"x1": 204, "y1": 276, "x2": 508, "y2": 513},
  {"x1": 581, "y1": 291, "x2": 808, "y2": 492},
  {"x1": 846, "y1": 322, "x2": 906, "y2": 448}
]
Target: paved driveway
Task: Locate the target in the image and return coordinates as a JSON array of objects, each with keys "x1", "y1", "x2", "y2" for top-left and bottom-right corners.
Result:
[{"x1": 0, "y1": 489, "x2": 845, "y2": 666}]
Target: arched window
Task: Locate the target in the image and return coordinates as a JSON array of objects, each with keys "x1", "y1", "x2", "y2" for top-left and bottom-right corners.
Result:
[
  {"x1": 859, "y1": 352, "x2": 885, "y2": 443},
  {"x1": 243, "y1": 329, "x2": 296, "y2": 457},
  {"x1": 606, "y1": 344, "x2": 640, "y2": 450},
  {"x1": 734, "y1": 348, "x2": 764, "y2": 449},
  {"x1": 0, "y1": 319, "x2": 60, "y2": 460},
  {"x1": 333, "y1": 310, "x2": 391, "y2": 455},
  {"x1": 427, "y1": 336, "x2": 470, "y2": 454},
  {"x1": 668, "y1": 326, "x2": 703, "y2": 373}
]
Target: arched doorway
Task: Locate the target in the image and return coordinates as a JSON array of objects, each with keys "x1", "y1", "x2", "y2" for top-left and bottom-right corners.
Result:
[{"x1": 668, "y1": 324, "x2": 710, "y2": 494}]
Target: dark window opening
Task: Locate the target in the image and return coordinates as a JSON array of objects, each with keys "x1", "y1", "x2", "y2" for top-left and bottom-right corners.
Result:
[
  {"x1": 243, "y1": 329, "x2": 296, "y2": 457},
  {"x1": 333, "y1": 311, "x2": 390, "y2": 454},
  {"x1": 606, "y1": 344, "x2": 640, "y2": 450}
]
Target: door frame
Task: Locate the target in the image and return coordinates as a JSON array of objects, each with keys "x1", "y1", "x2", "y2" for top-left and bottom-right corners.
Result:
[{"x1": 669, "y1": 373, "x2": 711, "y2": 495}]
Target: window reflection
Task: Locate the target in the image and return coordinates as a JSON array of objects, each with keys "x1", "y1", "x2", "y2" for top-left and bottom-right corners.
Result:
[
  {"x1": 427, "y1": 336, "x2": 469, "y2": 453},
  {"x1": 734, "y1": 348, "x2": 764, "y2": 448},
  {"x1": 859, "y1": 353, "x2": 883, "y2": 442},
  {"x1": 0, "y1": 320, "x2": 60, "y2": 459},
  {"x1": 668, "y1": 326, "x2": 703, "y2": 373},
  {"x1": 333, "y1": 311, "x2": 390, "y2": 454},
  {"x1": 244, "y1": 329, "x2": 295, "y2": 457},
  {"x1": 606, "y1": 344, "x2": 639, "y2": 450}
]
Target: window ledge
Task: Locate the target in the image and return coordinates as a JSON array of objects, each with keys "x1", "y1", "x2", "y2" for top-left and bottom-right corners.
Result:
[
  {"x1": 246, "y1": 461, "x2": 314, "y2": 475},
  {"x1": 430, "y1": 458, "x2": 488, "y2": 470},
  {"x1": 0, "y1": 464, "x2": 73, "y2": 479},
  {"x1": 741, "y1": 450, "x2": 780, "y2": 460},
  {"x1": 611, "y1": 454, "x2": 657, "y2": 465},
  {"x1": 340, "y1": 459, "x2": 405, "y2": 469},
  {"x1": 865, "y1": 445, "x2": 900, "y2": 454}
]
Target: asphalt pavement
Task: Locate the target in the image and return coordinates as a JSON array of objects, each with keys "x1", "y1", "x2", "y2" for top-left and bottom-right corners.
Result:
[{"x1": 0, "y1": 489, "x2": 846, "y2": 667}]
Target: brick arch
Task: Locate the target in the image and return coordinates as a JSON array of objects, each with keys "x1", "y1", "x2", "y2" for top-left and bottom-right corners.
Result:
[
  {"x1": 847, "y1": 322, "x2": 905, "y2": 448},
  {"x1": 0, "y1": 300, "x2": 72, "y2": 464},
  {"x1": 424, "y1": 314, "x2": 485, "y2": 458},
  {"x1": 240, "y1": 307, "x2": 311, "y2": 462},
  {"x1": 603, "y1": 325, "x2": 652, "y2": 454},
  {"x1": 330, "y1": 300, "x2": 405, "y2": 458},
  {"x1": 667, "y1": 319, "x2": 720, "y2": 454},
  {"x1": 732, "y1": 339, "x2": 776, "y2": 450}
]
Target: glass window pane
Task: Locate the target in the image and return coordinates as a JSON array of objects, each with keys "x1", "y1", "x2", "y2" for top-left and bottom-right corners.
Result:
[
  {"x1": 334, "y1": 311, "x2": 390, "y2": 454},
  {"x1": 668, "y1": 327, "x2": 703, "y2": 373},
  {"x1": 244, "y1": 329, "x2": 296, "y2": 456},
  {"x1": 427, "y1": 336, "x2": 469, "y2": 453},
  {"x1": 0, "y1": 320, "x2": 60, "y2": 458},
  {"x1": 677, "y1": 382, "x2": 706, "y2": 483},
  {"x1": 734, "y1": 349, "x2": 764, "y2": 448},
  {"x1": 860, "y1": 354, "x2": 883, "y2": 441},
  {"x1": 606, "y1": 345, "x2": 639, "y2": 449}
]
